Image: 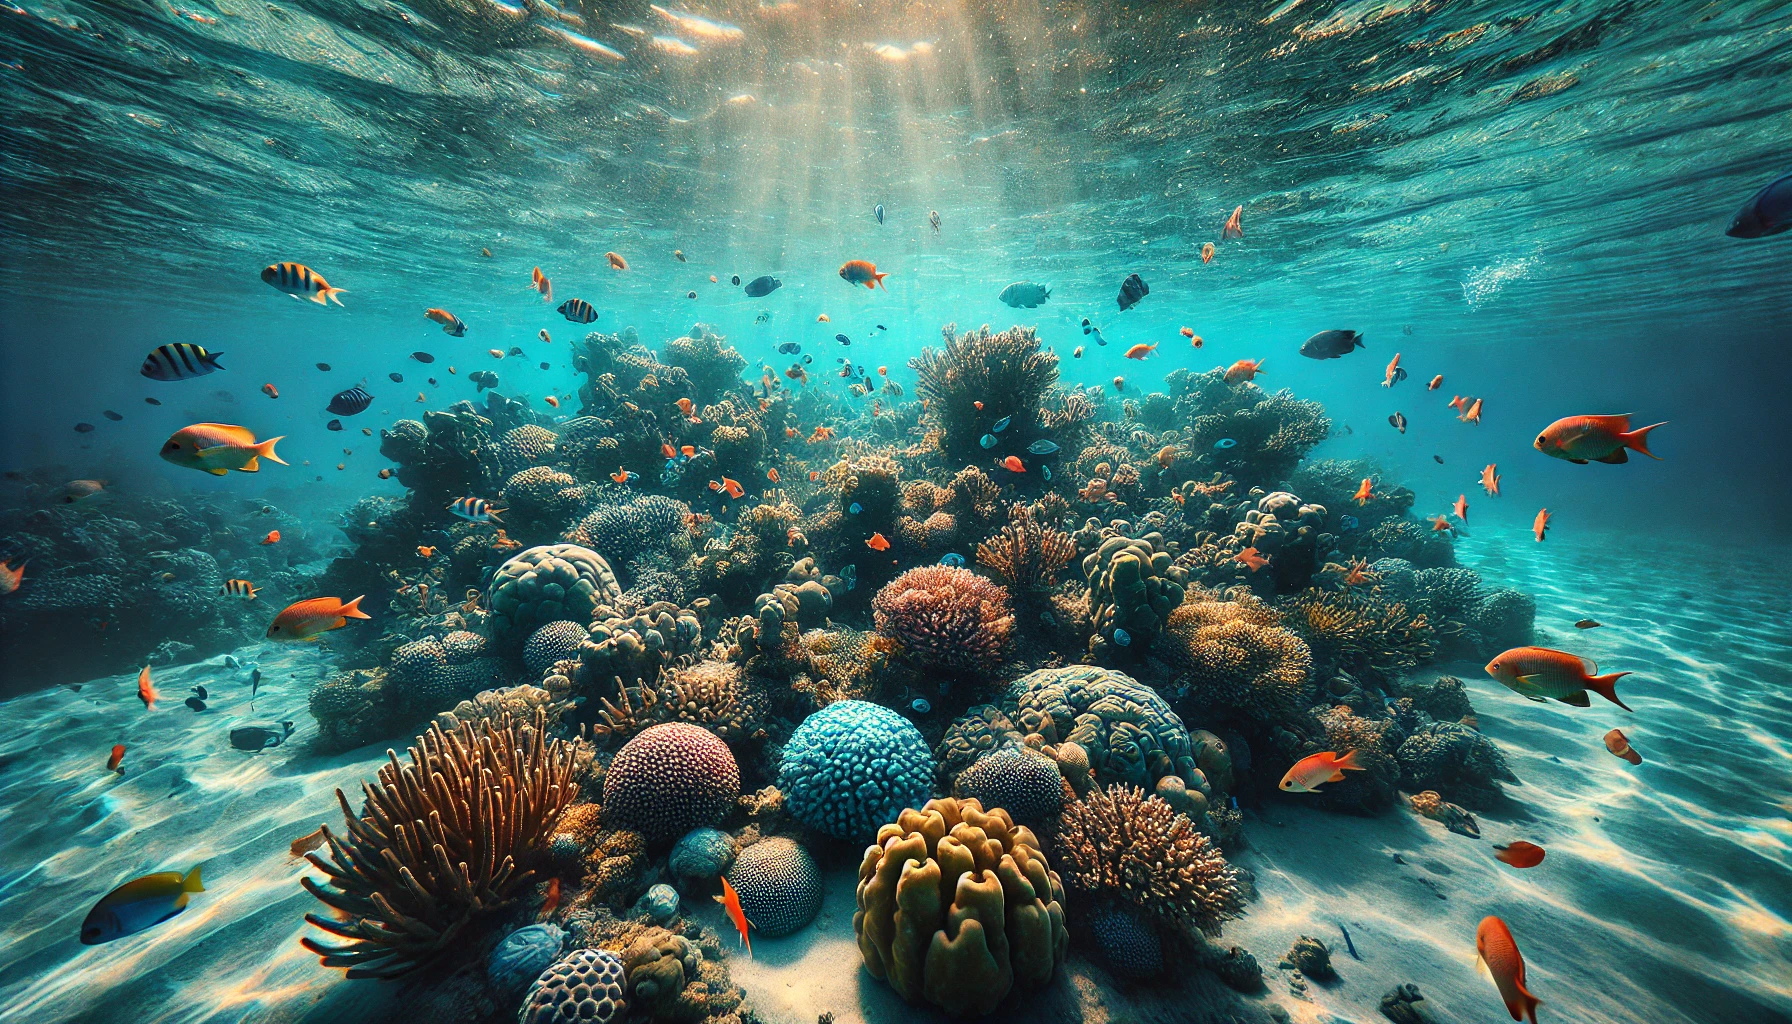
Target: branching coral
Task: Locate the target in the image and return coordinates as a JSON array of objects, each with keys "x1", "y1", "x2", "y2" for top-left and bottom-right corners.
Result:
[
  {"x1": 871, "y1": 565, "x2": 1014, "y2": 674},
  {"x1": 976, "y1": 503, "x2": 1077, "y2": 597},
  {"x1": 1279, "y1": 587, "x2": 1434, "y2": 687},
  {"x1": 911, "y1": 323, "x2": 1064, "y2": 465},
  {"x1": 1164, "y1": 594, "x2": 1315, "y2": 724},
  {"x1": 300, "y1": 710, "x2": 579, "y2": 978},
  {"x1": 1054, "y1": 784, "x2": 1244, "y2": 938}
]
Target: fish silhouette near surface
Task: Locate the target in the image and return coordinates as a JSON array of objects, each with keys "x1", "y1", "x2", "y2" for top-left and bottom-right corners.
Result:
[
  {"x1": 1116, "y1": 272, "x2": 1148, "y2": 310},
  {"x1": 744, "y1": 275, "x2": 781, "y2": 297}
]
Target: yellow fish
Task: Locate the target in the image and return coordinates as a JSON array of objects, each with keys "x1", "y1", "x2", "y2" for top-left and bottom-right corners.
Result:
[
  {"x1": 160, "y1": 423, "x2": 286, "y2": 476},
  {"x1": 80, "y1": 865, "x2": 204, "y2": 944}
]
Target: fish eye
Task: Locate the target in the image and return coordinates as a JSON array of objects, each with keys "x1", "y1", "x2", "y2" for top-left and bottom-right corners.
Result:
[{"x1": 1537, "y1": 435, "x2": 1546, "y2": 445}]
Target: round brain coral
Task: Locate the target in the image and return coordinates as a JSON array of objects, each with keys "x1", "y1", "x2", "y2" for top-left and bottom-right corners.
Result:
[
  {"x1": 779, "y1": 700, "x2": 934, "y2": 841},
  {"x1": 524, "y1": 620, "x2": 590, "y2": 679},
  {"x1": 1004, "y1": 664, "x2": 1203, "y2": 796},
  {"x1": 488, "y1": 544, "x2": 622, "y2": 636},
  {"x1": 727, "y1": 837, "x2": 822, "y2": 937},
  {"x1": 519, "y1": 947, "x2": 628, "y2": 1024},
  {"x1": 871, "y1": 565, "x2": 1014, "y2": 673},
  {"x1": 602, "y1": 723, "x2": 740, "y2": 842}
]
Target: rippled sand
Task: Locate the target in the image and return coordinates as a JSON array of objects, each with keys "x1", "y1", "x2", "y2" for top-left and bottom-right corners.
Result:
[{"x1": 1, "y1": 526, "x2": 1787, "y2": 1024}]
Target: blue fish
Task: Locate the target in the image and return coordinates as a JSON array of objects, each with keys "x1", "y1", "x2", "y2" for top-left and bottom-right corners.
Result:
[
  {"x1": 1112, "y1": 627, "x2": 1132, "y2": 647},
  {"x1": 840, "y1": 564, "x2": 858, "y2": 590},
  {"x1": 991, "y1": 416, "x2": 1011, "y2": 433},
  {"x1": 1093, "y1": 328, "x2": 1107, "y2": 346},
  {"x1": 778, "y1": 342, "x2": 800, "y2": 354},
  {"x1": 939, "y1": 553, "x2": 966, "y2": 568},
  {"x1": 1339, "y1": 514, "x2": 1360, "y2": 531},
  {"x1": 1213, "y1": 438, "x2": 1238, "y2": 451},
  {"x1": 1726, "y1": 171, "x2": 1792, "y2": 238},
  {"x1": 875, "y1": 204, "x2": 885, "y2": 224},
  {"x1": 910, "y1": 697, "x2": 931, "y2": 714},
  {"x1": 1027, "y1": 439, "x2": 1059, "y2": 455},
  {"x1": 849, "y1": 502, "x2": 862, "y2": 515},
  {"x1": 81, "y1": 866, "x2": 205, "y2": 944},
  {"x1": 979, "y1": 434, "x2": 997, "y2": 448},
  {"x1": 836, "y1": 334, "x2": 851, "y2": 345},
  {"x1": 1042, "y1": 464, "x2": 1052, "y2": 481}
]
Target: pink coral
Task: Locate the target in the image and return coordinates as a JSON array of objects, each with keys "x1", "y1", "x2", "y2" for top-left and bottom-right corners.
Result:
[{"x1": 871, "y1": 565, "x2": 1015, "y2": 672}]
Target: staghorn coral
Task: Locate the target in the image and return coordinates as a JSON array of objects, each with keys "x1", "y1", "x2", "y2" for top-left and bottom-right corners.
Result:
[
  {"x1": 1055, "y1": 784, "x2": 1244, "y2": 937},
  {"x1": 300, "y1": 710, "x2": 579, "y2": 978},
  {"x1": 1279, "y1": 587, "x2": 1434, "y2": 688},
  {"x1": 601, "y1": 722, "x2": 739, "y2": 842},
  {"x1": 976, "y1": 503, "x2": 1077, "y2": 598},
  {"x1": 780, "y1": 700, "x2": 934, "y2": 841},
  {"x1": 871, "y1": 565, "x2": 1014, "y2": 674},
  {"x1": 854, "y1": 797, "x2": 1068, "y2": 1017}
]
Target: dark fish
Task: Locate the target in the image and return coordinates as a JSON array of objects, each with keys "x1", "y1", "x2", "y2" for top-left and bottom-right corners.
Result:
[
  {"x1": 687, "y1": 290, "x2": 697, "y2": 299},
  {"x1": 1300, "y1": 330, "x2": 1365, "y2": 359},
  {"x1": 326, "y1": 386, "x2": 373, "y2": 416},
  {"x1": 875, "y1": 324, "x2": 887, "y2": 331},
  {"x1": 1725, "y1": 171, "x2": 1792, "y2": 238},
  {"x1": 538, "y1": 362, "x2": 550, "y2": 371},
  {"x1": 145, "y1": 397, "x2": 162, "y2": 406},
  {"x1": 802, "y1": 355, "x2": 813, "y2": 364},
  {"x1": 998, "y1": 281, "x2": 1050, "y2": 308},
  {"x1": 429, "y1": 377, "x2": 438, "y2": 385},
  {"x1": 74, "y1": 422, "x2": 95, "y2": 433},
  {"x1": 874, "y1": 203, "x2": 885, "y2": 224},
  {"x1": 184, "y1": 697, "x2": 206, "y2": 712},
  {"x1": 1388, "y1": 412, "x2": 1407, "y2": 434},
  {"x1": 1339, "y1": 925, "x2": 1361, "y2": 961},
  {"x1": 743, "y1": 275, "x2": 781, "y2": 297},
  {"x1": 1433, "y1": 455, "x2": 1444, "y2": 464},
  {"x1": 316, "y1": 362, "x2": 331, "y2": 371},
  {"x1": 835, "y1": 333, "x2": 851, "y2": 345},
  {"x1": 1116, "y1": 273, "x2": 1149, "y2": 311},
  {"x1": 469, "y1": 370, "x2": 499, "y2": 392},
  {"x1": 778, "y1": 342, "x2": 801, "y2": 355},
  {"x1": 229, "y1": 721, "x2": 295, "y2": 751},
  {"x1": 388, "y1": 372, "x2": 404, "y2": 383},
  {"x1": 411, "y1": 351, "x2": 435, "y2": 363},
  {"x1": 103, "y1": 410, "x2": 123, "y2": 421},
  {"x1": 191, "y1": 685, "x2": 207, "y2": 699},
  {"x1": 326, "y1": 419, "x2": 343, "y2": 431},
  {"x1": 558, "y1": 298, "x2": 597, "y2": 323},
  {"x1": 1575, "y1": 619, "x2": 1603, "y2": 629},
  {"x1": 508, "y1": 346, "x2": 524, "y2": 357},
  {"x1": 250, "y1": 668, "x2": 262, "y2": 697},
  {"x1": 731, "y1": 274, "x2": 741, "y2": 286},
  {"x1": 141, "y1": 343, "x2": 224, "y2": 381}
]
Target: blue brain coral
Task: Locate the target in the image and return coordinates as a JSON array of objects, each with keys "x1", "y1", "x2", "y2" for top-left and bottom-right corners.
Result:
[{"x1": 779, "y1": 700, "x2": 934, "y2": 840}]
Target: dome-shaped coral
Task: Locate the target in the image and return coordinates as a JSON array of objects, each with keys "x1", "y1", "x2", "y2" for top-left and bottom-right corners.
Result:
[
  {"x1": 727, "y1": 837, "x2": 822, "y2": 937},
  {"x1": 602, "y1": 723, "x2": 740, "y2": 841},
  {"x1": 525, "y1": 620, "x2": 589, "y2": 679},
  {"x1": 1164, "y1": 598, "x2": 1314, "y2": 724},
  {"x1": 519, "y1": 948, "x2": 628, "y2": 1024},
  {"x1": 502, "y1": 466, "x2": 585, "y2": 528},
  {"x1": 488, "y1": 924, "x2": 564, "y2": 993},
  {"x1": 854, "y1": 797, "x2": 1068, "y2": 1017},
  {"x1": 497, "y1": 424, "x2": 559, "y2": 473},
  {"x1": 669, "y1": 827, "x2": 736, "y2": 886},
  {"x1": 488, "y1": 544, "x2": 622, "y2": 637},
  {"x1": 780, "y1": 700, "x2": 933, "y2": 841},
  {"x1": 1087, "y1": 904, "x2": 1164, "y2": 978},
  {"x1": 953, "y1": 748, "x2": 1065, "y2": 831},
  {"x1": 1396, "y1": 721, "x2": 1518, "y2": 809},
  {"x1": 871, "y1": 565, "x2": 1014, "y2": 673},
  {"x1": 1082, "y1": 531, "x2": 1187, "y2": 654},
  {"x1": 934, "y1": 704, "x2": 1025, "y2": 784},
  {"x1": 1004, "y1": 665, "x2": 1204, "y2": 798},
  {"x1": 384, "y1": 633, "x2": 505, "y2": 711}
]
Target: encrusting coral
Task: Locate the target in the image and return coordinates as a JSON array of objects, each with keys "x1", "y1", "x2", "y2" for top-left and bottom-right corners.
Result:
[
  {"x1": 853, "y1": 797, "x2": 1069, "y2": 1017},
  {"x1": 300, "y1": 710, "x2": 579, "y2": 978},
  {"x1": 1055, "y1": 784, "x2": 1245, "y2": 938}
]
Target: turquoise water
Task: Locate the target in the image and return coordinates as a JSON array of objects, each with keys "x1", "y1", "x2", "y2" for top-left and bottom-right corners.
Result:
[{"x1": 3, "y1": 0, "x2": 1791, "y2": 1022}]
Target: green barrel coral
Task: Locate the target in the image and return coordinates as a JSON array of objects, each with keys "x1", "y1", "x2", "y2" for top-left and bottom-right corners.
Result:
[
  {"x1": 853, "y1": 797, "x2": 1068, "y2": 1017},
  {"x1": 487, "y1": 543, "x2": 621, "y2": 637},
  {"x1": 1081, "y1": 530, "x2": 1187, "y2": 655}
]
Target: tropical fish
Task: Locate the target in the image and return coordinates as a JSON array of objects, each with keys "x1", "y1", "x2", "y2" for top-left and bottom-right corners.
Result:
[
  {"x1": 1278, "y1": 750, "x2": 1363, "y2": 793},
  {"x1": 1604, "y1": 728, "x2": 1643, "y2": 765},
  {"x1": 388, "y1": 373, "x2": 404, "y2": 383},
  {"x1": 489, "y1": 349, "x2": 505, "y2": 359},
  {"x1": 1027, "y1": 439, "x2": 1060, "y2": 455},
  {"x1": 715, "y1": 875, "x2": 752, "y2": 956},
  {"x1": 873, "y1": 203, "x2": 885, "y2": 224},
  {"x1": 425, "y1": 308, "x2": 467, "y2": 336},
  {"x1": 290, "y1": 827, "x2": 327, "y2": 858},
  {"x1": 1201, "y1": 242, "x2": 1215, "y2": 264},
  {"x1": 1453, "y1": 494, "x2": 1469, "y2": 521},
  {"x1": 1449, "y1": 394, "x2": 1468, "y2": 413},
  {"x1": 74, "y1": 422, "x2": 95, "y2": 433},
  {"x1": 232, "y1": 721, "x2": 295, "y2": 751},
  {"x1": 838, "y1": 260, "x2": 887, "y2": 289},
  {"x1": 1155, "y1": 445, "x2": 1177, "y2": 468},
  {"x1": 1233, "y1": 547, "x2": 1269, "y2": 572},
  {"x1": 261, "y1": 262, "x2": 345, "y2": 305},
  {"x1": 326, "y1": 387, "x2": 373, "y2": 416},
  {"x1": 412, "y1": 351, "x2": 436, "y2": 363},
  {"x1": 538, "y1": 876, "x2": 562, "y2": 921},
  {"x1": 1427, "y1": 374, "x2": 1443, "y2": 390},
  {"x1": 1574, "y1": 619, "x2": 1600, "y2": 629},
  {"x1": 220, "y1": 579, "x2": 260, "y2": 600},
  {"x1": 1481, "y1": 464, "x2": 1500, "y2": 496},
  {"x1": 835, "y1": 333, "x2": 851, "y2": 346},
  {"x1": 1459, "y1": 398, "x2": 1483, "y2": 424},
  {"x1": 939, "y1": 553, "x2": 965, "y2": 568},
  {"x1": 1493, "y1": 842, "x2": 1546, "y2": 869},
  {"x1": 417, "y1": 545, "x2": 436, "y2": 558},
  {"x1": 1000, "y1": 455, "x2": 1024, "y2": 472},
  {"x1": 267, "y1": 595, "x2": 370, "y2": 640},
  {"x1": 160, "y1": 423, "x2": 286, "y2": 476},
  {"x1": 449, "y1": 496, "x2": 504, "y2": 522},
  {"x1": 1725, "y1": 171, "x2": 1792, "y2": 238},
  {"x1": 558, "y1": 298, "x2": 597, "y2": 323},
  {"x1": 469, "y1": 370, "x2": 500, "y2": 392},
  {"x1": 911, "y1": 698, "x2": 932, "y2": 714},
  {"x1": 1532, "y1": 508, "x2": 1551, "y2": 542},
  {"x1": 1388, "y1": 412, "x2": 1407, "y2": 434},
  {"x1": 326, "y1": 419, "x2": 343, "y2": 431},
  {"x1": 610, "y1": 467, "x2": 638, "y2": 484},
  {"x1": 991, "y1": 415, "x2": 1011, "y2": 433},
  {"x1": 1124, "y1": 342, "x2": 1158, "y2": 360},
  {"x1": 1213, "y1": 438, "x2": 1238, "y2": 450},
  {"x1": 928, "y1": 209, "x2": 941, "y2": 233},
  {"x1": 137, "y1": 665, "x2": 157, "y2": 708},
  {"x1": 60, "y1": 479, "x2": 108, "y2": 503},
  {"x1": 1221, "y1": 205, "x2": 1243, "y2": 239},
  {"x1": 767, "y1": 468, "x2": 779, "y2": 483},
  {"x1": 145, "y1": 397, "x2": 162, "y2": 405},
  {"x1": 1115, "y1": 272, "x2": 1148, "y2": 310},
  {"x1": 1429, "y1": 514, "x2": 1454, "y2": 534},
  {"x1": 1534, "y1": 414, "x2": 1665, "y2": 464},
  {"x1": 141, "y1": 343, "x2": 224, "y2": 381},
  {"x1": 529, "y1": 266, "x2": 553, "y2": 302},
  {"x1": 865, "y1": 532, "x2": 891, "y2": 552},
  {"x1": 0, "y1": 559, "x2": 27, "y2": 596},
  {"x1": 1111, "y1": 627, "x2": 1132, "y2": 647},
  {"x1": 1300, "y1": 330, "x2": 1363, "y2": 359},
  {"x1": 544, "y1": 396, "x2": 560, "y2": 408},
  {"x1": 1485, "y1": 646, "x2": 1632, "y2": 710},
  {"x1": 605, "y1": 251, "x2": 628, "y2": 270},
  {"x1": 1180, "y1": 326, "x2": 1196, "y2": 338},
  {"x1": 1475, "y1": 916, "x2": 1541, "y2": 1024},
  {"x1": 1223, "y1": 358, "x2": 1265, "y2": 383},
  {"x1": 80, "y1": 866, "x2": 205, "y2": 944},
  {"x1": 107, "y1": 745, "x2": 126, "y2": 773},
  {"x1": 1382, "y1": 353, "x2": 1407, "y2": 387},
  {"x1": 261, "y1": 530, "x2": 280, "y2": 544},
  {"x1": 673, "y1": 249, "x2": 687, "y2": 262},
  {"x1": 1353, "y1": 478, "x2": 1374, "y2": 505},
  {"x1": 998, "y1": 281, "x2": 1050, "y2": 308}
]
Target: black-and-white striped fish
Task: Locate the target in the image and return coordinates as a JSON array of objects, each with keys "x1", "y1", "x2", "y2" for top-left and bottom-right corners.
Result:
[
  {"x1": 447, "y1": 496, "x2": 504, "y2": 523},
  {"x1": 326, "y1": 386, "x2": 372, "y2": 416},
  {"x1": 261, "y1": 262, "x2": 346, "y2": 306},
  {"x1": 141, "y1": 343, "x2": 225, "y2": 381},
  {"x1": 220, "y1": 579, "x2": 260, "y2": 600},
  {"x1": 557, "y1": 298, "x2": 597, "y2": 324}
]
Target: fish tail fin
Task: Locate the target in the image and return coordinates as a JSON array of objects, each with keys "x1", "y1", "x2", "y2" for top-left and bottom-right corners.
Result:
[
  {"x1": 1588, "y1": 671, "x2": 1633, "y2": 711},
  {"x1": 208, "y1": 352, "x2": 224, "y2": 368},
  {"x1": 340, "y1": 595, "x2": 371, "y2": 620},
  {"x1": 183, "y1": 865, "x2": 205, "y2": 892},
  {"x1": 1333, "y1": 749, "x2": 1364, "y2": 772},
  {"x1": 256, "y1": 435, "x2": 288, "y2": 466},
  {"x1": 321, "y1": 286, "x2": 347, "y2": 307},
  {"x1": 1623, "y1": 421, "x2": 1666, "y2": 459},
  {"x1": 873, "y1": 271, "x2": 887, "y2": 290},
  {"x1": 1516, "y1": 980, "x2": 1541, "y2": 1023}
]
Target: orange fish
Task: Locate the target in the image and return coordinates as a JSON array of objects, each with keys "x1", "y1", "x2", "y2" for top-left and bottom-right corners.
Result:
[
  {"x1": 605, "y1": 251, "x2": 628, "y2": 271},
  {"x1": 1427, "y1": 374, "x2": 1443, "y2": 391},
  {"x1": 783, "y1": 428, "x2": 797, "y2": 439},
  {"x1": 785, "y1": 365, "x2": 808, "y2": 383},
  {"x1": 709, "y1": 274, "x2": 718, "y2": 283},
  {"x1": 417, "y1": 546, "x2": 436, "y2": 558},
  {"x1": 1155, "y1": 445, "x2": 1177, "y2": 468},
  {"x1": 1453, "y1": 494, "x2": 1468, "y2": 521},
  {"x1": 1201, "y1": 242, "x2": 1215, "y2": 264},
  {"x1": 676, "y1": 397, "x2": 694, "y2": 417},
  {"x1": 107, "y1": 744, "x2": 126, "y2": 773},
  {"x1": 1000, "y1": 455, "x2": 1024, "y2": 472},
  {"x1": 1383, "y1": 353, "x2": 1404, "y2": 388},
  {"x1": 137, "y1": 665, "x2": 157, "y2": 709},
  {"x1": 1221, "y1": 205, "x2": 1243, "y2": 239},
  {"x1": 267, "y1": 595, "x2": 369, "y2": 641},
  {"x1": 539, "y1": 876, "x2": 562, "y2": 921},
  {"x1": 1278, "y1": 750, "x2": 1362, "y2": 793},
  {"x1": 809, "y1": 426, "x2": 835, "y2": 442},
  {"x1": 767, "y1": 468, "x2": 780, "y2": 483},
  {"x1": 291, "y1": 827, "x2": 327, "y2": 858},
  {"x1": 1233, "y1": 547, "x2": 1269, "y2": 572},
  {"x1": 1475, "y1": 916, "x2": 1541, "y2": 1024},
  {"x1": 877, "y1": 365, "x2": 888, "y2": 376},
  {"x1": 0, "y1": 559, "x2": 24, "y2": 596},
  {"x1": 378, "y1": 468, "x2": 393, "y2": 479},
  {"x1": 1429, "y1": 514, "x2": 1454, "y2": 534},
  {"x1": 1460, "y1": 398, "x2": 1483, "y2": 424},
  {"x1": 261, "y1": 383, "x2": 279, "y2": 399},
  {"x1": 1124, "y1": 342, "x2": 1157, "y2": 360},
  {"x1": 721, "y1": 476, "x2": 745, "y2": 499},
  {"x1": 1180, "y1": 326, "x2": 1195, "y2": 338},
  {"x1": 865, "y1": 532, "x2": 891, "y2": 552},
  {"x1": 1353, "y1": 478, "x2": 1374, "y2": 505},
  {"x1": 808, "y1": 471, "x2": 820, "y2": 482},
  {"x1": 1481, "y1": 464, "x2": 1500, "y2": 496},
  {"x1": 1188, "y1": 334, "x2": 1204, "y2": 348},
  {"x1": 1604, "y1": 728, "x2": 1643, "y2": 765},
  {"x1": 261, "y1": 530, "x2": 280, "y2": 545},
  {"x1": 161, "y1": 423, "x2": 286, "y2": 476},
  {"x1": 662, "y1": 443, "x2": 677, "y2": 458},
  {"x1": 681, "y1": 445, "x2": 697, "y2": 458},
  {"x1": 1485, "y1": 645, "x2": 1632, "y2": 710},
  {"x1": 1534, "y1": 414, "x2": 1666, "y2": 465},
  {"x1": 1532, "y1": 508, "x2": 1551, "y2": 542},
  {"x1": 611, "y1": 467, "x2": 634, "y2": 484},
  {"x1": 530, "y1": 266, "x2": 553, "y2": 302},
  {"x1": 817, "y1": 313, "x2": 831, "y2": 322},
  {"x1": 1223, "y1": 358, "x2": 1265, "y2": 383},
  {"x1": 715, "y1": 875, "x2": 752, "y2": 956},
  {"x1": 838, "y1": 259, "x2": 888, "y2": 290},
  {"x1": 973, "y1": 401, "x2": 984, "y2": 412},
  {"x1": 544, "y1": 395, "x2": 560, "y2": 408},
  {"x1": 1493, "y1": 841, "x2": 1546, "y2": 869},
  {"x1": 1449, "y1": 395, "x2": 1468, "y2": 413}
]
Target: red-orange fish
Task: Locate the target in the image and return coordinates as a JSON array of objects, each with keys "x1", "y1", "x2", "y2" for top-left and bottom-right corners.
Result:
[
  {"x1": 1534, "y1": 414, "x2": 1666, "y2": 465},
  {"x1": 1449, "y1": 395, "x2": 1468, "y2": 413},
  {"x1": 808, "y1": 471, "x2": 820, "y2": 482},
  {"x1": 1453, "y1": 494, "x2": 1469, "y2": 521},
  {"x1": 1000, "y1": 455, "x2": 1024, "y2": 472},
  {"x1": 1475, "y1": 916, "x2": 1541, "y2": 1024},
  {"x1": 1460, "y1": 397, "x2": 1483, "y2": 424},
  {"x1": 0, "y1": 559, "x2": 24, "y2": 596},
  {"x1": 766, "y1": 468, "x2": 780, "y2": 483},
  {"x1": 681, "y1": 445, "x2": 697, "y2": 458},
  {"x1": 261, "y1": 530, "x2": 280, "y2": 545},
  {"x1": 1201, "y1": 242, "x2": 1215, "y2": 264},
  {"x1": 611, "y1": 467, "x2": 634, "y2": 484},
  {"x1": 137, "y1": 665, "x2": 157, "y2": 709},
  {"x1": 1532, "y1": 508, "x2": 1550, "y2": 542},
  {"x1": 676, "y1": 397, "x2": 694, "y2": 417},
  {"x1": 544, "y1": 395, "x2": 560, "y2": 408},
  {"x1": 1485, "y1": 645, "x2": 1632, "y2": 711},
  {"x1": 417, "y1": 546, "x2": 436, "y2": 558},
  {"x1": 1180, "y1": 327, "x2": 1196, "y2": 338},
  {"x1": 973, "y1": 401, "x2": 984, "y2": 411},
  {"x1": 838, "y1": 259, "x2": 888, "y2": 290},
  {"x1": 539, "y1": 876, "x2": 562, "y2": 920},
  {"x1": 715, "y1": 875, "x2": 752, "y2": 956},
  {"x1": 1278, "y1": 750, "x2": 1361, "y2": 793},
  {"x1": 1429, "y1": 514, "x2": 1454, "y2": 533},
  {"x1": 1481, "y1": 464, "x2": 1500, "y2": 496},
  {"x1": 1221, "y1": 205, "x2": 1243, "y2": 239},
  {"x1": 107, "y1": 744, "x2": 126, "y2": 773},
  {"x1": 529, "y1": 266, "x2": 552, "y2": 303},
  {"x1": 1124, "y1": 342, "x2": 1157, "y2": 360},
  {"x1": 1493, "y1": 841, "x2": 1546, "y2": 869},
  {"x1": 267, "y1": 595, "x2": 369, "y2": 641},
  {"x1": 1233, "y1": 547, "x2": 1269, "y2": 572},
  {"x1": 605, "y1": 251, "x2": 628, "y2": 271},
  {"x1": 1223, "y1": 358, "x2": 1265, "y2": 383},
  {"x1": 1353, "y1": 478, "x2": 1374, "y2": 505},
  {"x1": 865, "y1": 532, "x2": 891, "y2": 552},
  {"x1": 1604, "y1": 728, "x2": 1642, "y2": 765},
  {"x1": 1427, "y1": 374, "x2": 1443, "y2": 391},
  {"x1": 261, "y1": 382, "x2": 279, "y2": 399}
]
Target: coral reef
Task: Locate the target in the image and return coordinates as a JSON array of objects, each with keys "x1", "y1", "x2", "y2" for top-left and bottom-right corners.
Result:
[
  {"x1": 489, "y1": 924, "x2": 566, "y2": 994},
  {"x1": 601, "y1": 723, "x2": 740, "y2": 842},
  {"x1": 911, "y1": 323, "x2": 1077, "y2": 466},
  {"x1": 854, "y1": 797, "x2": 1069, "y2": 1017},
  {"x1": 1279, "y1": 587, "x2": 1434, "y2": 688},
  {"x1": 669, "y1": 827, "x2": 737, "y2": 888},
  {"x1": 871, "y1": 565, "x2": 1014, "y2": 674},
  {"x1": 1397, "y1": 721, "x2": 1518, "y2": 808},
  {"x1": 1003, "y1": 665, "x2": 1206, "y2": 806},
  {"x1": 952, "y1": 747, "x2": 1066, "y2": 831},
  {"x1": 1081, "y1": 529, "x2": 1188, "y2": 655},
  {"x1": 726, "y1": 837, "x2": 822, "y2": 937},
  {"x1": 779, "y1": 700, "x2": 934, "y2": 841},
  {"x1": 1086, "y1": 904, "x2": 1165, "y2": 978},
  {"x1": 488, "y1": 544, "x2": 622, "y2": 638},
  {"x1": 1164, "y1": 593, "x2": 1315, "y2": 725},
  {"x1": 975, "y1": 503, "x2": 1078, "y2": 599},
  {"x1": 1055, "y1": 784, "x2": 1245, "y2": 938}
]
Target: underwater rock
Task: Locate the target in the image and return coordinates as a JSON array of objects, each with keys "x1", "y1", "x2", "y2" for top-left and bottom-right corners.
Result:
[
  {"x1": 1397, "y1": 722, "x2": 1517, "y2": 810},
  {"x1": 601, "y1": 722, "x2": 739, "y2": 842},
  {"x1": 727, "y1": 837, "x2": 822, "y2": 937},
  {"x1": 780, "y1": 700, "x2": 933, "y2": 841},
  {"x1": 1280, "y1": 935, "x2": 1337, "y2": 980},
  {"x1": 618, "y1": 930, "x2": 703, "y2": 1020},
  {"x1": 1380, "y1": 982, "x2": 1442, "y2": 1024},
  {"x1": 1409, "y1": 789, "x2": 1481, "y2": 838}
]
